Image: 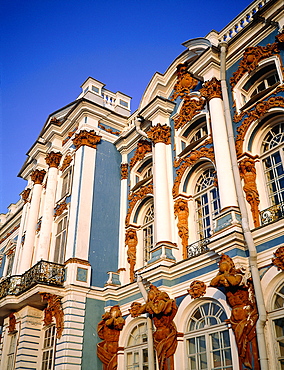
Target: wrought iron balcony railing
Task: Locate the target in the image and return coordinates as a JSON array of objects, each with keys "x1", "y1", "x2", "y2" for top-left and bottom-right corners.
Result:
[
  {"x1": 187, "y1": 238, "x2": 210, "y2": 259},
  {"x1": 260, "y1": 202, "x2": 284, "y2": 225},
  {"x1": 0, "y1": 260, "x2": 64, "y2": 300}
]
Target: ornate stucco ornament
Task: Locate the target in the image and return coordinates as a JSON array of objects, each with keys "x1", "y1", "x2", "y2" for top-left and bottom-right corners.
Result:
[
  {"x1": 59, "y1": 153, "x2": 73, "y2": 172},
  {"x1": 125, "y1": 183, "x2": 153, "y2": 226},
  {"x1": 147, "y1": 123, "x2": 171, "y2": 145},
  {"x1": 174, "y1": 96, "x2": 206, "y2": 130},
  {"x1": 187, "y1": 280, "x2": 206, "y2": 299},
  {"x1": 129, "y1": 139, "x2": 152, "y2": 169},
  {"x1": 125, "y1": 229, "x2": 138, "y2": 282},
  {"x1": 21, "y1": 188, "x2": 31, "y2": 203},
  {"x1": 174, "y1": 199, "x2": 189, "y2": 259},
  {"x1": 210, "y1": 254, "x2": 259, "y2": 370},
  {"x1": 234, "y1": 95, "x2": 284, "y2": 156},
  {"x1": 73, "y1": 130, "x2": 101, "y2": 150},
  {"x1": 45, "y1": 151, "x2": 62, "y2": 168},
  {"x1": 239, "y1": 157, "x2": 260, "y2": 227},
  {"x1": 31, "y1": 169, "x2": 46, "y2": 184},
  {"x1": 62, "y1": 126, "x2": 78, "y2": 146},
  {"x1": 172, "y1": 145, "x2": 215, "y2": 198},
  {"x1": 97, "y1": 305, "x2": 125, "y2": 370},
  {"x1": 120, "y1": 163, "x2": 128, "y2": 179},
  {"x1": 272, "y1": 246, "x2": 284, "y2": 271},
  {"x1": 200, "y1": 77, "x2": 222, "y2": 101},
  {"x1": 129, "y1": 284, "x2": 178, "y2": 370},
  {"x1": 54, "y1": 201, "x2": 68, "y2": 219},
  {"x1": 230, "y1": 43, "x2": 280, "y2": 88},
  {"x1": 41, "y1": 293, "x2": 64, "y2": 339},
  {"x1": 170, "y1": 63, "x2": 198, "y2": 101},
  {"x1": 8, "y1": 313, "x2": 17, "y2": 333},
  {"x1": 98, "y1": 123, "x2": 120, "y2": 136}
]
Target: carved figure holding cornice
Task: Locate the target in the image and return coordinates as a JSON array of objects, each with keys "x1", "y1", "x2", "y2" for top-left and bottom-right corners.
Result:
[
  {"x1": 200, "y1": 77, "x2": 222, "y2": 101},
  {"x1": 45, "y1": 151, "x2": 62, "y2": 168},
  {"x1": 147, "y1": 123, "x2": 171, "y2": 145},
  {"x1": 171, "y1": 63, "x2": 198, "y2": 100},
  {"x1": 8, "y1": 313, "x2": 16, "y2": 333},
  {"x1": 210, "y1": 254, "x2": 259, "y2": 370},
  {"x1": 125, "y1": 229, "x2": 138, "y2": 282},
  {"x1": 272, "y1": 246, "x2": 284, "y2": 271},
  {"x1": 130, "y1": 284, "x2": 178, "y2": 370},
  {"x1": 120, "y1": 163, "x2": 128, "y2": 180},
  {"x1": 31, "y1": 169, "x2": 46, "y2": 185},
  {"x1": 97, "y1": 305, "x2": 125, "y2": 370},
  {"x1": 188, "y1": 280, "x2": 206, "y2": 299},
  {"x1": 174, "y1": 199, "x2": 189, "y2": 259},
  {"x1": 41, "y1": 293, "x2": 64, "y2": 339},
  {"x1": 130, "y1": 139, "x2": 152, "y2": 169},
  {"x1": 239, "y1": 158, "x2": 260, "y2": 228}
]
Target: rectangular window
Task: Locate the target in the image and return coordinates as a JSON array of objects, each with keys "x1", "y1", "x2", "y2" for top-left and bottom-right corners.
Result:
[
  {"x1": 119, "y1": 99, "x2": 128, "y2": 108},
  {"x1": 61, "y1": 169, "x2": 72, "y2": 197},
  {"x1": 54, "y1": 216, "x2": 67, "y2": 264},
  {"x1": 7, "y1": 334, "x2": 17, "y2": 370},
  {"x1": 92, "y1": 85, "x2": 99, "y2": 93},
  {"x1": 41, "y1": 326, "x2": 56, "y2": 370}
]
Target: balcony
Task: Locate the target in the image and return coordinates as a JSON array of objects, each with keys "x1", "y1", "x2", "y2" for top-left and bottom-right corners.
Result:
[
  {"x1": 260, "y1": 202, "x2": 284, "y2": 225},
  {"x1": 187, "y1": 238, "x2": 210, "y2": 258},
  {"x1": 0, "y1": 260, "x2": 65, "y2": 300}
]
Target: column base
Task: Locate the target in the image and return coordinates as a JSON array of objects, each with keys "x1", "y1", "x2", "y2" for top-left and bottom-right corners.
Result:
[
  {"x1": 148, "y1": 241, "x2": 177, "y2": 264},
  {"x1": 213, "y1": 206, "x2": 241, "y2": 234}
]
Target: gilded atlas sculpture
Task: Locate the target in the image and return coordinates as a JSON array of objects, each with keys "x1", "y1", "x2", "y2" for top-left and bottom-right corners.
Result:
[
  {"x1": 41, "y1": 293, "x2": 64, "y2": 339},
  {"x1": 239, "y1": 157, "x2": 260, "y2": 228},
  {"x1": 210, "y1": 254, "x2": 259, "y2": 370},
  {"x1": 97, "y1": 305, "x2": 125, "y2": 370},
  {"x1": 129, "y1": 284, "x2": 178, "y2": 370},
  {"x1": 125, "y1": 229, "x2": 138, "y2": 282},
  {"x1": 174, "y1": 199, "x2": 189, "y2": 259}
]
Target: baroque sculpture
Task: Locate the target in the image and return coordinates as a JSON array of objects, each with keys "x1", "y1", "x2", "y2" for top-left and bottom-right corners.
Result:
[
  {"x1": 239, "y1": 157, "x2": 260, "y2": 227},
  {"x1": 210, "y1": 254, "x2": 259, "y2": 370},
  {"x1": 187, "y1": 280, "x2": 206, "y2": 299},
  {"x1": 41, "y1": 293, "x2": 64, "y2": 339},
  {"x1": 129, "y1": 284, "x2": 178, "y2": 370},
  {"x1": 272, "y1": 246, "x2": 284, "y2": 271},
  {"x1": 174, "y1": 199, "x2": 189, "y2": 259},
  {"x1": 170, "y1": 63, "x2": 198, "y2": 100},
  {"x1": 8, "y1": 312, "x2": 16, "y2": 333},
  {"x1": 129, "y1": 139, "x2": 152, "y2": 169},
  {"x1": 97, "y1": 305, "x2": 125, "y2": 370},
  {"x1": 125, "y1": 229, "x2": 138, "y2": 282}
]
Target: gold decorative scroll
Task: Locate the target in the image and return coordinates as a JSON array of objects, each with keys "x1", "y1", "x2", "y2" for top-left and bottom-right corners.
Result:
[
  {"x1": 73, "y1": 130, "x2": 101, "y2": 150},
  {"x1": 171, "y1": 63, "x2": 198, "y2": 101},
  {"x1": 125, "y1": 184, "x2": 153, "y2": 226},
  {"x1": 147, "y1": 123, "x2": 171, "y2": 145},
  {"x1": 200, "y1": 77, "x2": 222, "y2": 101},
  {"x1": 129, "y1": 139, "x2": 152, "y2": 169},
  {"x1": 120, "y1": 163, "x2": 128, "y2": 179},
  {"x1": 174, "y1": 96, "x2": 206, "y2": 130}
]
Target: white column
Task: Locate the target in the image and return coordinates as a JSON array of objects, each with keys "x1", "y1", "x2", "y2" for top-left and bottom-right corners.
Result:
[
  {"x1": 201, "y1": 78, "x2": 238, "y2": 209},
  {"x1": 148, "y1": 123, "x2": 173, "y2": 246},
  {"x1": 36, "y1": 152, "x2": 62, "y2": 262},
  {"x1": 19, "y1": 169, "x2": 46, "y2": 274},
  {"x1": 65, "y1": 130, "x2": 101, "y2": 261},
  {"x1": 118, "y1": 157, "x2": 128, "y2": 285}
]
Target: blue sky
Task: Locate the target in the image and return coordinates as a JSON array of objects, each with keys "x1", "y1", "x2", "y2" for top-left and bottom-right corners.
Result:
[{"x1": 0, "y1": 0, "x2": 251, "y2": 213}]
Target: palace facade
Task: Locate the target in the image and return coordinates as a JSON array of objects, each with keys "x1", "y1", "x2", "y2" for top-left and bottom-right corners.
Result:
[{"x1": 1, "y1": 0, "x2": 284, "y2": 369}]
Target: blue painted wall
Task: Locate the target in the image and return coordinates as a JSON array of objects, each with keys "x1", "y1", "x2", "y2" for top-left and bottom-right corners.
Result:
[
  {"x1": 89, "y1": 140, "x2": 121, "y2": 287},
  {"x1": 82, "y1": 298, "x2": 105, "y2": 370}
]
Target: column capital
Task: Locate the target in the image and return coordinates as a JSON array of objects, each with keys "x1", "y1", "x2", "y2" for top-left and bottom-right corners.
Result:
[
  {"x1": 31, "y1": 169, "x2": 46, "y2": 184},
  {"x1": 200, "y1": 77, "x2": 222, "y2": 101},
  {"x1": 45, "y1": 151, "x2": 62, "y2": 168},
  {"x1": 147, "y1": 123, "x2": 171, "y2": 145},
  {"x1": 73, "y1": 130, "x2": 101, "y2": 150}
]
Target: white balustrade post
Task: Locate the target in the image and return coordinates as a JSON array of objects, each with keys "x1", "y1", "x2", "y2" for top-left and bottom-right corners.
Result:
[
  {"x1": 201, "y1": 78, "x2": 238, "y2": 210},
  {"x1": 19, "y1": 169, "x2": 46, "y2": 274},
  {"x1": 36, "y1": 152, "x2": 62, "y2": 262}
]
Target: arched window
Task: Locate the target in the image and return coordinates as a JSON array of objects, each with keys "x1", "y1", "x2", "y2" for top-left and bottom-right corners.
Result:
[
  {"x1": 179, "y1": 116, "x2": 209, "y2": 155},
  {"x1": 125, "y1": 321, "x2": 149, "y2": 370},
  {"x1": 142, "y1": 203, "x2": 154, "y2": 262},
  {"x1": 185, "y1": 301, "x2": 233, "y2": 370},
  {"x1": 194, "y1": 169, "x2": 220, "y2": 239},
  {"x1": 269, "y1": 282, "x2": 284, "y2": 369},
  {"x1": 261, "y1": 122, "x2": 284, "y2": 206}
]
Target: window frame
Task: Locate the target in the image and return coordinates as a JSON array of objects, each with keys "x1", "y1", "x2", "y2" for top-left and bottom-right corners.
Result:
[{"x1": 41, "y1": 324, "x2": 56, "y2": 370}]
